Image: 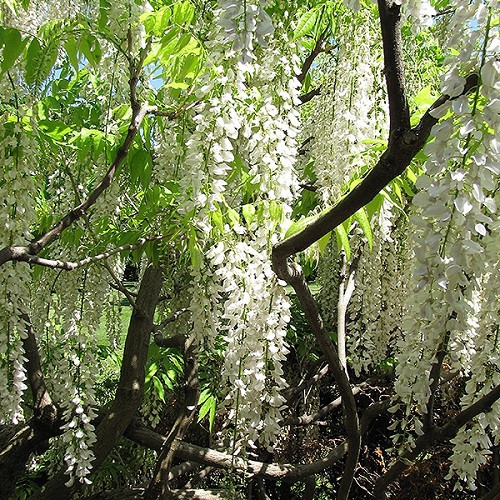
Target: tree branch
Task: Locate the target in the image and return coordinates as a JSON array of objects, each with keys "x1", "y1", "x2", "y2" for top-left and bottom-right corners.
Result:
[
  {"x1": 10, "y1": 236, "x2": 165, "y2": 271},
  {"x1": 272, "y1": 73, "x2": 478, "y2": 270},
  {"x1": 299, "y1": 87, "x2": 321, "y2": 104},
  {"x1": 0, "y1": 54, "x2": 154, "y2": 268},
  {"x1": 377, "y1": 0, "x2": 410, "y2": 138},
  {"x1": 145, "y1": 336, "x2": 200, "y2": 498},
  {"x1": 102, "y1": 261, "x2": 141, "y2": 313},
  {"x1": 260, "y1": 263, "x2": 361, "y2": 499},
  {"x1": 374, "y1": 384, "x2": 500, "y2": 497},
  {"x1": 154, "y1": 308, "x2": 189, "y2": 332},
  {"x1": 284, "y1": 384, "x2": 366, "y2": 426},
  {"x1": 284, "y1": 357, "x2": 328, "y2": 402},
  {"x1": 337, "y1": 254, "x2": 359, "y2": 375},
  {"x1": 19, "y1": 315, "x2": 57, "y2": 422},
  {"x1": 297, "y1": 28, "x2": 329, "y2": 85},
  {"x1": 125, "y1": 397, "x2": 390, "y2": 483},
  {"x1": 271, "y1": 8, "x2": 478, "y2": 495},
  {"x1": 424, "y1": 328, "x2": 451, "y2": 432}
]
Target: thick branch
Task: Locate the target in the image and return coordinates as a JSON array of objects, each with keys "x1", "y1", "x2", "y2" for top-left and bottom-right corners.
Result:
[
  {"x1": 272, "y1": 73, "x2": 478, "y2": 269},
  {"x1": 424, "y1": 329, "x2": 451, "y2": 432},
  {"x1": 374, "y1": 385, "x2": 500, "y2": 497},
  {"x1": 377, "y1": 0, "x2": 410, "y2": 136},
  {"x1": 299, "y1": 87, "x2": 321, "y2": 104},
  {"x1": 337, "y1": 255, "x2": 358, "y2": 375},
  {"x1": 20, "y1": 315, "x2": 55, "y2": 418},
  {"x1": 285, "y1": 272, "x2": 360, "y2": 499},
  {"x1": 125, "y1": 398, "x2": 389, "y2": 482}
]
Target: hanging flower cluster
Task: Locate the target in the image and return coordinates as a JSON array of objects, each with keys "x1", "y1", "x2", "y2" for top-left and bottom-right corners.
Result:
[
  {"x1": 347, "y1": 204, "x2": 411, "y2": 376},
  {"x1": 179, "y1": 1, "x2": 300, "y2": 452},
  {"x1": 393, "y1": 3, "x2": 499, "y2": 487},
  {"x1": 307, "y1": 8, "x2": 386, "y2": 204},
  {"x1": 401, "y1": 0, "x2": 435, "y2": 32},
  {"x1": 0, "y1": 111, "x2": 38, "y2": 424},
  {"x1": 32, "y1": 261, "x2": 116, "y2": 485}
]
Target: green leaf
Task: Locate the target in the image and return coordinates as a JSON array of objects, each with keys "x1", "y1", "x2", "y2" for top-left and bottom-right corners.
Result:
[
  {"x1": 38, "y1": 119, "x2": 72, "y2": 140},
  {"x1": 25, "y1": 36, "x2": 59, "y2": 86},
  {"x1": 401, "y1": 177, "x2": 416, "y2": 197},
  {"x1": 145, "y1": 362, "x2": 158, "y2": 384},
  {"x1": 160, "y1": 372, "x2": 174, "y2": 391},
  {"x1": 1, "y1": 28, "x2": 27, "y2": 76},
  {"x1": 25, "y1": 38, "x2": 41, "y2": 85},
  {"x1": 226, "y1": 206, "x2": 239, "y2": 226},
  {"x1": 141, "y1": 6, "x2": 172, "y2": 36},
  {"x1": 64, "y1": 35, "x2": 79, "y2": 71},
  {"x1": 211, "y1": 204, "x2": 224, "y2": 232},
  {"x1": 152, "y1": 375, "x2": 165, "y2": 402},
  {"x1": 365, "y1": 193, "x2": 384, "y2": 221},
  {"x1": 209, "y1": 399, "x2": 216, "y2": 432},
  {"x1": 414, "y1": 85, "x2": 435, "y2": 108},
  {"x1": 285, "y1": 213, "x2": 318, "y2": 239},
  {"x1": 198, "y1": 393, "x2": 216, "y2": 425},
  {"x1": 242, "y1": 204, "x2": 256, "y2": 226},
  {"x1": 166, "y1": 81, "x2": 189, "y2": 89},
  {"x1": 317, "y1": 231, "x2": 331, "y2": 254},
  {"x1": 391, "y1": 181, "x2": 403, "y2": 203},
  {"x1": 354, "y1": 207, "x2": 373, "y2": 251},
  {"x1": 294, "y1": 7, "x2": 320, "y2": 40},
  {"x1": 269, "y1": 201, "x2": 283, "y2": 225},
  {"x1": 130, "y1": 149, "x2": 152, "y2": 188},
  {"x1": 80, "y1": 34, "x2": 101, "y2": 67},
  {"x1": 188, "y1": 231, "x2": 203, "y2": 271},
  {"x1": 335, "y1": 222, "x2": 351, "y2": 260},
  {"x1": 176, "y1": 53, "x2": 197, "y2": 80},
  {"x1": 173, "y1": 0, "x2": 195, "y2": 25},
  {"x1": 158, "y1": 27, "x2": 182, "y2": 61}
]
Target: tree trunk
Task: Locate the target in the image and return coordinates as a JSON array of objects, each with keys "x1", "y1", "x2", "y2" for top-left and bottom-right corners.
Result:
[{"x1": 0, "y1": 418, "x2": 60, "y2": 498}]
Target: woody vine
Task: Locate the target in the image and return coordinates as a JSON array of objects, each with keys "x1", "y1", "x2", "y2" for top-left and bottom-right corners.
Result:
[{"x1": 0, "y1": 0, "x2": 498, "y2": 498}]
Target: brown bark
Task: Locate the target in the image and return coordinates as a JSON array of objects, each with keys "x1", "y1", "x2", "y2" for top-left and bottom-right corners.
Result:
[
  {"x1": 0, "y1": 422, "x2": 58, "y2": 499},
  {"x1": 124, "y1": 399, "x2": 390, "y2": 483}
]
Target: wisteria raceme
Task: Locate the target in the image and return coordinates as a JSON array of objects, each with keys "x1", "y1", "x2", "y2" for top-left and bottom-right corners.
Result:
[
  {"x1": 393, "y1": 3, "x2": 499, "y2": 486},
  {"x1": 346, "y1": 205, "x2": 410, "y2": 377},
  {"x1": 0, "y1": 263, "x2": 30, "y2": 425},
  {"x1": 308, "y1": 9, "x2": 386, "y2": 204},
  {"x1": 401, "y1": 0, "x2": 435, "y2": 32},
  {"x1": 182, "y1": 2, "x2": 300, "y2": 452},
  {"x1": 0, "y1": 110, "x2": 38, "y2": 425}
]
